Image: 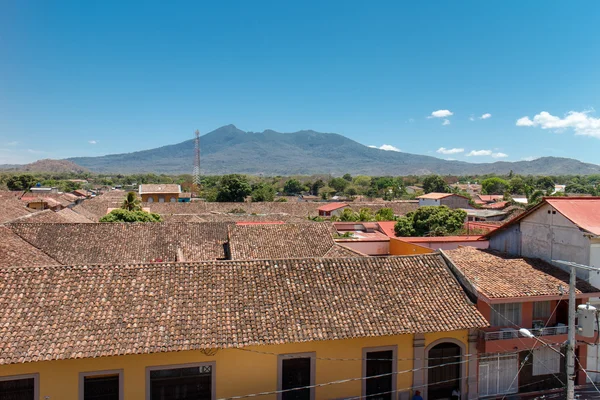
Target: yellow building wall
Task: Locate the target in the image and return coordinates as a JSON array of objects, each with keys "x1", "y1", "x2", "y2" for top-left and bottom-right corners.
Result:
[
  {"x1": 140, "y1": 194, "x2": 178, "y2": 203},
  {"x1": 0, "y1": 330, "x2": 469, "y2": 400},
  {"x1": 389, "y1": 238, "x2": 435, "y2": 255}
]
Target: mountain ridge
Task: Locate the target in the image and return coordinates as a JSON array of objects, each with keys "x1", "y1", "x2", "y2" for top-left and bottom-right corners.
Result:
[{"x1": 5, "y1": 125, "x2": 599, "y2": 176}]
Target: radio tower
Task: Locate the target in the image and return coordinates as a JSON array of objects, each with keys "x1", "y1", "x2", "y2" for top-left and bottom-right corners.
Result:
[{"x1": 193, "y1": 130, "x2": 201, "y2": 186}]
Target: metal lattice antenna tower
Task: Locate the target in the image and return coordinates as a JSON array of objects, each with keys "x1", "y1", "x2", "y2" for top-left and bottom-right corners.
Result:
[{"x1": 193, "y1": 130, "x2": 201, "y2": 186}]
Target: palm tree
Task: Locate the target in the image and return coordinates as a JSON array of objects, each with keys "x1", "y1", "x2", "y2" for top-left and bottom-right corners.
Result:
[{"x1": 121, "y1": 191, "x2": 141, "y2": 211}]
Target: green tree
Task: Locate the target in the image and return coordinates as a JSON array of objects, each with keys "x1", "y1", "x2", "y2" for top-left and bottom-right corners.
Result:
[
  {"x1": 121, "y1": 191, "x2": 141, "y2": 211},
  {"x1": 344, "y1": 185, "x2": 359, "y2": 199},
  {"x1": 482, "y1": 177, "x2": 509, "y2": 194},
  {"x1": 319, "y1": 185, "x2": 335, "y2": 200},
  {"x1": 394, "y1": 206, "x2": 467, "y2": 237},
  {"x1": 216, "y1": 174, "x2": 252, "y2": 202},
  {"x1": 339, "y1": 208, "x2": 360, "y2": 222},
  {"x1": 375, "y1": 208, "x2": 395, "y2": 221},
  {"x1": 352, "y1": 176, "x2": 372, "y2": 190},
  {"x1": 283, "y1": 179, "x2": 304, "y2": 195},
  {"x1": 251, "y1": 183, "x2": 276, "y2": 202},
  {"x1": 536, "y1": 176, "x2": 555, "y2": 192},
  {"x1": 422, "y1": 175, "x2": 449, "y2": 194},
  {"x1": 6, "y1": 174, "x2": 37, "y2": 191},
  {"x1": 342, "y1": 173, "x2": 353, "y2": 182},
  {"x1": 358, "y1": 208, "x2": 375, "y2": 222},
  {"x1": 311, "y1": 179, "x2": 325, "y2": 195},
  {"x1": 508, "y1": 177, "x2": 528, "y2": 195},
  {"x1": 329, "y1": 177, "x2": 350, "y2": 193},
  {"x1": 99, "y1": 209, "x2": 162, "y2": 223}
]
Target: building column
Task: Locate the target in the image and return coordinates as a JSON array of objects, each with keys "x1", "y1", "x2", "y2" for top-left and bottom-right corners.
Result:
[
  {"x1": 412, "y1": 333, "x2": 426, "y2": 396},
  {"x1": 467, "y1": 329, "x2": 479, "y2": 400}
]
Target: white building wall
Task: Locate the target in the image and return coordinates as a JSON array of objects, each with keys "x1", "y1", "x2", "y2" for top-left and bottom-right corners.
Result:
[
  {"x1": 519, "y1": 203, "x2": 591, "y2": 279},
  {"x1": 418, "y1": 199, "x2": 440, "y2": 207}
]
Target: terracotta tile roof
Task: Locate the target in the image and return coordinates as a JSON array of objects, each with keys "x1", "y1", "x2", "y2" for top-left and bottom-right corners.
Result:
[
  {"x1": 7, "y1": 210, "x2": 69, "y2": 224},
  {"x1": 417, "y1": 192, "x2": 454, "y2": 200},
  {"x1": 56, "y1": 208, "x2": 93, "y2": 223},
  {"x1": 317, "y1": 202, "x2": 349, "y2": 212},
  {"x1": 146, "y1": 201, "x2": 418, "y2": 220},
  {"x1": 139, "y1": 184, "x2": 181, "y2": 194},
  {"x1": 481, "y1": 201, "x2": 509, "y2": 210},
  {"x1": 377, "y1": 221, "x2": 397, "y2": 238},
  {"x1": 0, "y1": 227, "x2": 59, "y2": 268},
  {"x1": 323, "y1": 243, "x2": 369, "y2": 257},
  {"x1": 0, "y1": 194, "x2": 32, "y2": 223},
  {"x1": 0, "y1": 255, "x2": 487, "y2": 365},
  {"x1": 228, "y1": 223, "x2": 345, "y2": 259},
  {"x1": 444, "y1": 247, "x2": 600, "y2": 299},
  {"x1": 8, "y1": 222, "x2": 233, "y2": 264},
  {"x1": 477, "y1": 195, "x2": 504, "y2": 203}
]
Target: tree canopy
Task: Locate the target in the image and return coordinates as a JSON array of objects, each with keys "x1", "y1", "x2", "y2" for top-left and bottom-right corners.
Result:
[
  {"x1": 216, "y1": 174, "x2": 252, "y2": 202},
  {"x1": 394, "y1": 206, "x2": 467, "y2": 237},
  {"x1": 283, "y1": 179, "x2": 305, "y2": 195},
  {"x1": 251, "y1": 182, "x2": 276, "y2": 202},
  {"x1": 422, "y1": 175, "x2": 449, "y2": 194},
  {"x1": 121, "y1": 191, "x2": 141, "y2": 211},
  {"x1": 6, "y1": 174, "x2": 37, "y2": 191},
  {"x1": 99, "y1": 209, "x2": 163, "y2": 223},
  {"x1": 481, "y1": 177, "x2": 509, "y2": 194}
]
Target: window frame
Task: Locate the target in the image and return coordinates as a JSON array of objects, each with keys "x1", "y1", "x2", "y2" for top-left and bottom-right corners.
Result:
[
  {"x1": 79, "y1": 369, "x2": 124, "y2": 400},
  {"x1": 491, "y1": 302, "x2": 522, "y2": 327},
  {"x1": 361, "y1": 345, "x2": 397, "y2": 399},
  {"x1": 145, "y1": 361, "x2": 216, "y2": 400},
  {"x1": 0, "y1": 373, "x2": 39, "y2": 400},
  {"x1": 533, "y1": 301, "x2": 552, "y2": 319},
  {"x1": 277, "y1": 352, "x2": 316, "y2": 400}
]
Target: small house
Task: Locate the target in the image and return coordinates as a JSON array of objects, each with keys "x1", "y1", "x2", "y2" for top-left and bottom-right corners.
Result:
[
  {"x1": 417, "y1": 193, "x2": 470, "y2": 209},
  {"x1": 139, "y1": 184, "x2": 181, "y2": 203},
  {"x1": 317, "y1": 202, "x2": 349, "y2": 217}
]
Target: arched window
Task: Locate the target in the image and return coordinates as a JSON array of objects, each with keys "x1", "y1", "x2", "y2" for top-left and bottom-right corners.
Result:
[{"x1": 426, "y1": 340, "x2": 464, "y2": 400}]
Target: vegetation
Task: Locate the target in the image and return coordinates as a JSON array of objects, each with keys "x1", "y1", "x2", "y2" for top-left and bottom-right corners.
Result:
[
  {"x1": 481, "y1": 177, "x2": 509, "y2": 194},
  {"x1": 422, "y1": 175, "x2": 449, "y2": 194},
  {"x1": 394, "y1": 206, "x2": 467, "y2": 237},
  {"x1": 6, "y1": 174, "x2": 37, "y2": 191},
  {"x1": 251, "y1": 183, "x2": 276, "y2": 202},
  {"x1": 215, "y1": 174, "x2": 252, "y2": 202},
  {"x1": 121, "y1": 191, "x2": 141, "y2": 211},
  {"x1": 99, "y1": 209, "x2": 162, "y2": 223}
]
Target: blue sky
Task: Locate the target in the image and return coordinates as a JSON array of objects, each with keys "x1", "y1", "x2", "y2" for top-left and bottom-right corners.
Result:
[{"x1": 1, "y1": 1, "x2": 599, "y2": 165}]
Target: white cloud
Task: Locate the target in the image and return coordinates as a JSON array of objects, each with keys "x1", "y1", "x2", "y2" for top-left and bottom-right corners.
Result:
[
  {"x1": 407, "y1": 118, "x2": 415, "y2": 123},
  {"x1": 437, "y1": 147, "x2": 464, "y2": 155},
  {"x1": 492, "y1": 152, "x2": 508, "y2": 158},
  {"x1": 378, "y1": 144, "x2": 401, "y2": 152},
  {"x1": 89, "y1": 140, "x2": 98, "y2": 145},
  {"x1": 429, "y1": 109, "x2": 453, "y2": 118},
  {"x1": 466, "y1": 149, "x2": 493, "y2": 156},
  {"x1": 516, "y1": 116, "x2": 534, "y2": 126},
  {"x1": 480, "y1": 113, "x2": 492, "y2": 120},
  {"x1": 522, "y1": 156, "x2": 539, "y2": 161},
  {"x1": 27, "y1": 149, "x2": 46, "y2": 154},
  {"x1": 442, "y1": 119, "x2": 451, "y2": 126},
  {"x1": 516, "y1": 110, "x2": 600, "y2": 137},
  {"x1": 469, "y1": 116, "x2": 475, "y2": 121},
  {"x1": 5, "y1": 141, "x2": 18, "y2": 146},
  {"x1": 369, "y1": 144, "x2": 400, "y2": 152}
]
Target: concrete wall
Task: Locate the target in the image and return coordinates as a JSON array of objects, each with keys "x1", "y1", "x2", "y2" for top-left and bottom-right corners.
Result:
[
  {"x1": 338, "y1": 240, "x2": 390, "y2": 255},
  {"x1": 519, "y1": 203, "x2": 591, "y2": 279},
  {"x1": 412, "y1": 240, "x2": 489, "y2": 251},
  {"x1": 440, "y1": 196, "x2": 470, "y2": 209},
  {"x1": 419, "y1": 198, "x2": 440, "y2": 207},
  {"x1": 489, "y1": 224, "x2": 522, "y2": 255}
]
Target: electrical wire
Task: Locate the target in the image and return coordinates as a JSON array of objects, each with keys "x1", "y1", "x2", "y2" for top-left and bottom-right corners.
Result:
[{"x1": 575, "y1": 353, "x2": 600, "y2": 396}]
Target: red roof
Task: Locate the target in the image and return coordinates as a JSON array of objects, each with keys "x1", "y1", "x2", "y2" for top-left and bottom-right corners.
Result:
[
  {"x1": 481, "y1": 201, "x2": 509, "y2": 209},
  {"x1": 486, "y1": 197, "x2": 600, "y2": 238},
  {"x1": 377, "y1": 221, "x2": 397, "y2": 237},
  {"x1": 401, "y1": 235, "x2": 484, "y2": 243},
  {"x1": 546, "y1": 197, "x2": 600, "y2": 235},
  {"x1": 417, "y1": 192, "x2": 470, "y2": 201},
  {"x1": 317, "y1": 202, "x2": 349, "y2": 212},
  {"x1": 477, "y1": 195, "x2": 504, "y2": 203}
]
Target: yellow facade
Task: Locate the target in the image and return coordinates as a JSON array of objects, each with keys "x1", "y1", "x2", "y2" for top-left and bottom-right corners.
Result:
[
  {"x1": 0, "y1": 330, "x2": 470, "y2": 399},
  {"x1": 140, "y1": 193, "x2": 178, "y2": 203},
  {"x1": 389, "y1": 238, "x2": 434, "y2": 256}
]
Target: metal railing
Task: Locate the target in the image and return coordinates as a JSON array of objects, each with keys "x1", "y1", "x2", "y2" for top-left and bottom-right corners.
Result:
[{"x1": 482, "y1": 325, "x2": 568, "y2": 341}]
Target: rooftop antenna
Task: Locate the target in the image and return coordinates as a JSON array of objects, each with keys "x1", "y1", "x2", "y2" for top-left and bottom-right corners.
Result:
[{"x1": 193, "y1": 130, "x2": 201, "y2": 186}]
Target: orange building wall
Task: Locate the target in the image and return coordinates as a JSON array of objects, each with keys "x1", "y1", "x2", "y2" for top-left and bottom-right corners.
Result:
[
  {"x1": 389, "y1": 238, "x2": 434, "y2": 255},
  {"x1": 141, "y1": 194, "x2": 178, "y2": 203}
]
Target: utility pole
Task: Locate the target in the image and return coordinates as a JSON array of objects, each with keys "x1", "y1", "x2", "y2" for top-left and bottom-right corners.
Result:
[{"x1": 553, "y1": 260, "x2": 600, "y2": 400}]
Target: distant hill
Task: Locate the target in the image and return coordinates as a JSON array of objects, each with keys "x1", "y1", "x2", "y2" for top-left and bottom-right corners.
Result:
[
  {"x1": 10, "y1": 125, "x2": 600, "y2": 176},
  {"x1": 0, "y1": 159, "x2": 89, "y2": 174}
]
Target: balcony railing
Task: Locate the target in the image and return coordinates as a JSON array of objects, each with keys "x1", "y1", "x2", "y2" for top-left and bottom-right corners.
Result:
[{"x1": 481, "y1": 325, "x2": 568, "y2": 341}]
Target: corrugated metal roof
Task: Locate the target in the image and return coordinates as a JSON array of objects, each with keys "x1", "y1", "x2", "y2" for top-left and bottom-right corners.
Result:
[
  {"x1": 317, "y1": 202, "x2": 349, "y2": 212},
  {"x1": 546, "y1": 197, "x2": 600, "y2": 236}
]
